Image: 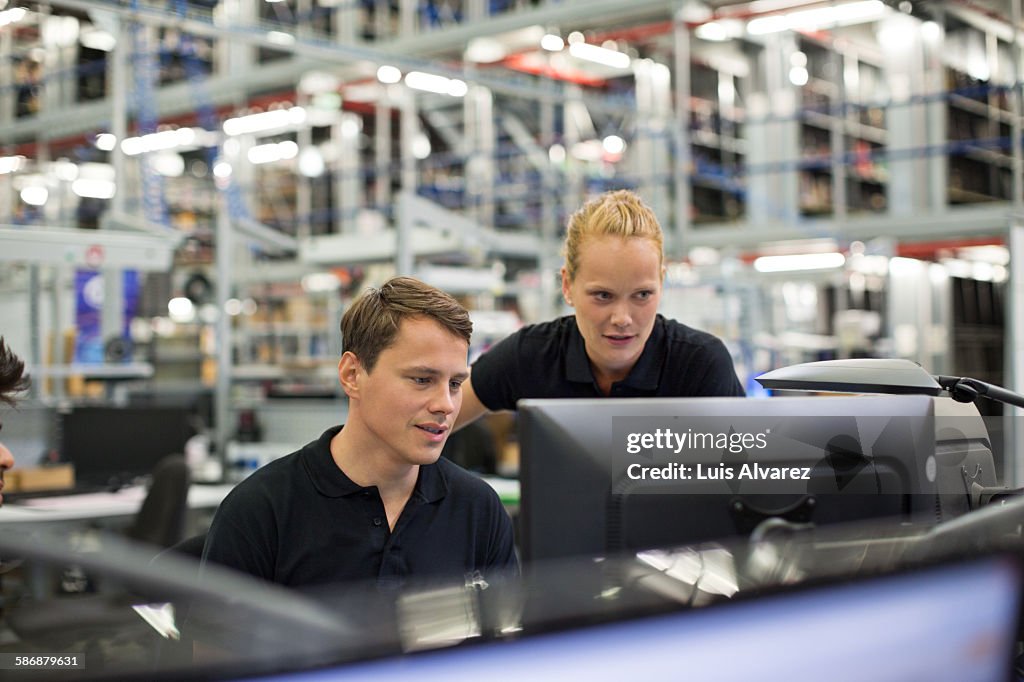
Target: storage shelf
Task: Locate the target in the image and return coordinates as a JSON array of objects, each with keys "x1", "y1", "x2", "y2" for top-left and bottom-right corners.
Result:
[{"x1": 28, "y1": 363, "x2": 155, "y2": 379}]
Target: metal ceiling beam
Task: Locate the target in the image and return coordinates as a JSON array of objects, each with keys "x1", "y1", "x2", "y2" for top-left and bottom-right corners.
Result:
[
  {"x1": 2, "y1": 54, "x2": 325, "y2": 143},
  {"x1": 678, "y1": 204, "x2": 1017, "y2": 251},
  {"x1": 49, "y1": 0, "x2": 676, "y2": 58},
  {"x1": 14, "y1": 0, "x2": 669, "y2": 144},
  {"x1": 0, "y1": 225, "x2": 179, "y2": 270}
]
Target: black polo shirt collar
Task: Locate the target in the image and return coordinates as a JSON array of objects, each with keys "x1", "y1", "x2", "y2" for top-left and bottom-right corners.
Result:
[
  {"x1": 302, "y1": 425, "x2": 448, "y2": 503},
  {"x1": 564, "y1": 314, "x2": 665, "y2": 391}
]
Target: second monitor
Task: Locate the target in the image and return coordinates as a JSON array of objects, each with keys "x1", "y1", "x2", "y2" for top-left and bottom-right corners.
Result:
[
  {"x1": 518, "y1": 395, "x2": 993, "y2": 563},
  {"x1": 60, "y1": 406, "x2": 198, "y2": 490}
]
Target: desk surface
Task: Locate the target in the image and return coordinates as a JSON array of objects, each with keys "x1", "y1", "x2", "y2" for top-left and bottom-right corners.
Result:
[
  {"x1": 0, "y1": 476, "x2": 518, "y2": 525},
  {"x1": 0, "y1": 483, "x2": 234, "y2": 524}
]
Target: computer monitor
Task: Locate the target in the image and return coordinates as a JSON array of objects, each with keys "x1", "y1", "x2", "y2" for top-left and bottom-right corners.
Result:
[
  {"x1": 60, "y1": 406, "x2": 198, "y2": 488},
  {"x1": 518, "y1": 395, "x2": 964, "y2": 563},
  {"x1": 230, "y1": 555, "x2": 1021, "y2": 682},
  {"x1": 123, "y1": 387, "x2": 214, "y2": 431}
]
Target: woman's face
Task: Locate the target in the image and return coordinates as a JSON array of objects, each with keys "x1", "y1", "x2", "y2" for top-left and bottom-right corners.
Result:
[{"x1": 562, "y1": 235, "x2": 663, "y2": 383}]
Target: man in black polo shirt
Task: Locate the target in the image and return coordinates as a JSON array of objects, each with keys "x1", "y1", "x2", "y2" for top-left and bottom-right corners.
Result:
[{"x1": 202, "y1": 277, "x2": 517, "y2": 588}]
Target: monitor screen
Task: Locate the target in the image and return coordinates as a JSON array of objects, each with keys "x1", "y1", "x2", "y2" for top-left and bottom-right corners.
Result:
[
  {"x1": 60, "y1": 406, "x2": 197, "y2": 488},
  {"x1": 229, "y1": 556, "x2": 1021, "y2": 682},
  {"x1": 517, "y1": 395, "x2": 954, "y2": 563}
]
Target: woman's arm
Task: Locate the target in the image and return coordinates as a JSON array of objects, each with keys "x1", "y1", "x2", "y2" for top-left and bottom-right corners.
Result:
[{"x1": 454, "y1": 378, "x2": 492, "y2": 431}]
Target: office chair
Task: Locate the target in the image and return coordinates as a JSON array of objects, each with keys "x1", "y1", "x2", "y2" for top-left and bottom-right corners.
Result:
[
  {"x1": 124, "y1": 454, "x2": 191, "y2": 549},
  {"x1": 3, "y1": 455, "x2": 192, "y2": 645}
]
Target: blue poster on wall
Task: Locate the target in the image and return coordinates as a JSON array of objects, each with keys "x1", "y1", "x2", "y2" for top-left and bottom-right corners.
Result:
[{"x1": 74, "y1": 270, "x2": 140, "y2": 363}]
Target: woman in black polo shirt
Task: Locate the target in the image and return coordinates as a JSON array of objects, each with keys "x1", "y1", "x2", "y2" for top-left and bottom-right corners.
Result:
[{"x1": 454, "y1": 189, "x2": 743, "y2": 430}]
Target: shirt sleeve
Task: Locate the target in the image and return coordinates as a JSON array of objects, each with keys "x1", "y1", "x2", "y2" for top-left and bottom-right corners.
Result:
[
  {"x1": 201, "y1": 485, "x2": 278, "y2": 582},
  {"x1": 695, "y1": 338, "x2": 746, "y2": 397},
  {"x1": 469, "y1": 330, "x2": 524, "y2": 412}
]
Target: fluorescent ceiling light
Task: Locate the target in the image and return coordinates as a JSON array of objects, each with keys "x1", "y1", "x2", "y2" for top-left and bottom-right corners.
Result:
[
  {"x1": 570, "y1": 139, "x2": 604, "y2": 162},
  {"x1": 20, "y1": 186, "x2": 48, "y2": 207},
  {"x1": 340, "y1": 117, "x2": 360, "y2": 138},
  {"x1": 121, "y1": 128, "x2": 207, "y2": 156},
  {"x1": 404, "y1": 71, "x2": 467, "y2": 97},
  {"x1": 213, "y1": 161, "x2": 233, "y2": 178},
  {"x1": 247, "y1": 140, "x2": 299, "y2": 164},
  {"x1": 80, "y1": 27, "x2": 116, "y2": 51},
  {"x1": 95, "y1": 133, "x2": 117, "y2": 151},
  {"x1": 0, "y1": 156, "x2": 26, "y2": 174},
  {"x1": 602, "y1": 135, "x2": 626, "y2": 155},
  {"x1": 411, "y1": 133, "x2": 431, "y2": 160},
  {"x1": 688, "y1": 246, "x2": 721, "y2": 266},
  {"x1": 52, "y1": 160, "x2": 79, "y2": 182},
  {"x1": 747, "y1": 0, "x2": 887, "y2": 35},
  {"x1": 568, "y1": 42, "x2": 631, "y2": 70},
  {"x1": 297, "y1": 146, "x2": 325, "y2": 178},
  {"x1": 447, "y1": 79, "x2": 468, "y2": 97},
  {"x1": 71, "y1": 178, "x2": 116, "y2": 199},
  {"x1": 378, "y1": 65, "x2": 401, "y2": 83},
  {"x1": 920, "y1": 21, "x2": 941, "y2": 43},
  {"x1": 540, "y1": 34, "x2": 564, "y2": 51},
  {"x1": 43, "y1": 15, "x2": 79, "y2": 47},
  {"x1": 79, "y1": 162, "x2": 115, "y2": 182},
  {"x1": 266, "y1": 31, "x2": 295, "y2": 46},
  {"x1": 746, "y1": 15, "x2": 789, "y2": 35},
  {"x1": 223, "y1": 107, "x2": 306, "y2": 136},
  {"x1": 957, "y1": 245, "x2": 1009, "y2": 265},
  {"x1": 168, "y1": 297, "x2": 195, "y2": 323},
  {"x1": 754, "y1": 252, "x2": 846, "y2": 272},
  {"x1": 405, "y1": 71, "x2": 449, "y2": 93},
  {"x1": 377, "y1": 65, "x2": 402, "y2": 84},
  {"x1": 298, "y1": 71, "x2": 340, "y2": 95},
  {"x1": 150, "y1": 151, "x2": 185, "y2": 178},
  {"x1": 301, "y1": 272, "x2": 341, "y2": 293},
  {"x1": 695, "y1": 20, "x2": 744, "y2": 42},
  {"x1": 466, "y1": 37, "x2": 507, "y2": 63},
  {"x1": 848, "y1": 254, "x2": 889, "y2": 276},
  {"x1": 0, "y1": 8, "x2": 27, "y2": 26}
]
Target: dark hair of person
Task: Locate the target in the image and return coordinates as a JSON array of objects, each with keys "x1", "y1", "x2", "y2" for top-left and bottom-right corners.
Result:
[
  {"x1": 0, "y1": 338, "x2": 28, "y2": 407},
  {"x1": 341, "y1": 277, "x2": 472, "y2": 372}
]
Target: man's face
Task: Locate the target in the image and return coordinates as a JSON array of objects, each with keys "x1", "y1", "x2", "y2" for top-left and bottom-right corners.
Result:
[
  {"x1": 0, "y1": 441, "x2": 13, "y2": 506},
  {"x1": 348, "y1": 317, "x2": 469, "y2": 468},
  {"x1": 562, "y1": 235, "x2": 663, "y2": 382}
]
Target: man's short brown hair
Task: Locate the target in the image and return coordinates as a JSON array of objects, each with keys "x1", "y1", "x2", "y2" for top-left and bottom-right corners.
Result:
[
  {"x1": 0, "y1": 338, "x2": 28, "y2": 407},
  {"x1": 341, "y1": 276, "x2": 472, "y2": 372}
]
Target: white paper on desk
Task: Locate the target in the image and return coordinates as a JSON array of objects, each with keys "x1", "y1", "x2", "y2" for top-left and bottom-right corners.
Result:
[
  {"x1": 17, "y1": 486, "x2": 147, "y2": 510},
  {"x1": 133, "y1": 602, "x2": 180, "y2": 640}
]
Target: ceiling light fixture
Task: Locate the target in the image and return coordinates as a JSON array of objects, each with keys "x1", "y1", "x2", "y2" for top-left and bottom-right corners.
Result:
[
  {"x1": 753, "y1": 252, "x2": 846, "y2": 273},
  {"x1": 747, "y1": 0, "x2": 887, "y2": 35},
  {"x1": 223, "y1": 107, "x2": 306, "y2": 136},
  {"x1": 568, "y1": 42, "x2": 631, "y2": 69},
  {"x1": 404, "y1": 71, "x2": 467, "y2": 97}
]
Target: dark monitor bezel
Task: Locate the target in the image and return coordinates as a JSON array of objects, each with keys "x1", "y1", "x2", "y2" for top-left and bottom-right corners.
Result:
[{"x1": 518, "y1": 395, "x2": 942, "y2": 564}]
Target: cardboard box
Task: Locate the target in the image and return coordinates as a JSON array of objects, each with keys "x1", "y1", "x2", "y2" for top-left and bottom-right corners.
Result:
[{"x1": 4, "y1": 464, "x2": 75, "y2": 493}]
